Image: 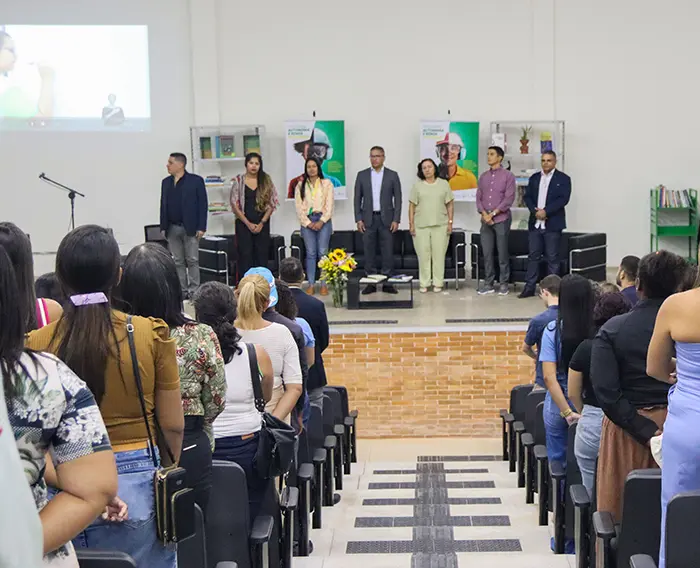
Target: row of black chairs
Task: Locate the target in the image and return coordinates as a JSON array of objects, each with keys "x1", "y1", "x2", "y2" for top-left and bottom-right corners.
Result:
[
  {"x1": 76, "y1": 385, "x2": 359, "y2": 568},
  {"x1": 499, "y1": 384, "x2": 700, "y2": 568}
]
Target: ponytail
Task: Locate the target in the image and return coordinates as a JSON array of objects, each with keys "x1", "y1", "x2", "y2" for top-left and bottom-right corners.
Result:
[
  {"x1": 192, "y1": 281, "x2": 242, "y2": 364},
  {"x1": 237, "y1": 281, "x2": 260, "y2": 326},
  {"x1": 235, "y1": 274, "x2": 270, "y2": 329}
]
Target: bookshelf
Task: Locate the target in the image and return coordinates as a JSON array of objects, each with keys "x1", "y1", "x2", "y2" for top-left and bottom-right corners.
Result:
[
  {"x1": 189, "y1": 125, "x2": 266, "y2": 236},
  {"x1": 650, "y1": 185, "x2": 698, "y2": 262},
  {"x1": 489, "y1": 120, "x2": 566, "y2": 226}
]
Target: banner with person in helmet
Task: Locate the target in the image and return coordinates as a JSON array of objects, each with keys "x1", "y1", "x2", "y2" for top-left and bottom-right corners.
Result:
[
  {"x1": 420, "y1": 121, "x2": 479, "y2": 201},
  {"x1": 285, "y1": 120, "x2": 346, "y2": 200}
]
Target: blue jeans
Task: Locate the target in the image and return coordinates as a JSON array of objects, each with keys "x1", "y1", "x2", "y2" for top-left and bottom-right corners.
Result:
[
  {"x1": 574, "y1": 405, "x2": 603, "y2": 496},
  {"x1": 543, "y1": 392, "x2": 569, "y2": 468},
  {"x1": 213, "y1": 432, "x2": 270, "y2": 520},
  {"x1": 525, "y1": 229, "x2": 562, "y2": 291},
  {"x1": 300, "y1": 220, "x2": 333, "y2": 285},
  {"x1": 73, "y1": 448, "x2": 176, "y2": 568}
]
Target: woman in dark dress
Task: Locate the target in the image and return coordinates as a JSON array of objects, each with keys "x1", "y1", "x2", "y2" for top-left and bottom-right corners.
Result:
[{"x1": 229, "y1": 153, "x2": 279, "y2": 279}]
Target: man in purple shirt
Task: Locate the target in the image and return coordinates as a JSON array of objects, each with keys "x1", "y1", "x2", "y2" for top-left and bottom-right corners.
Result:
[{"x1": 476, "y1": 146, "x2": 516, "y2": 295}]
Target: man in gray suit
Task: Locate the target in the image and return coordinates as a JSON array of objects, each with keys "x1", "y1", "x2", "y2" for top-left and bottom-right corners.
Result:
[{"x1": 353, "y1": 146, "x2": 402, "y2": 294}]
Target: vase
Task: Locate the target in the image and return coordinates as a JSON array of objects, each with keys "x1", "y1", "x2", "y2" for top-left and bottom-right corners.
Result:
[
  {"x1": 519, "y1": 139, "x2": 529, "y2": 154},
  {"x1": 331, "y1": 285, "x2": 344, "y2": 308}
]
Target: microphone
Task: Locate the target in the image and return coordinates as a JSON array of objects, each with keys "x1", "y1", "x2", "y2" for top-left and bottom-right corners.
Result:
[{"x1": 38, "y1": 173, "x2": 45, "y2": 179}]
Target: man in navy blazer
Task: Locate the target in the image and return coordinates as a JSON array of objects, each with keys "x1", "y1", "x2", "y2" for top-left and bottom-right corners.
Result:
[
  {"x1": 279, "y1": 256, "x2": 330, "y2": 408},
  {"x1": 520, "y1": 151, "x2": 571, "y2": 298}
]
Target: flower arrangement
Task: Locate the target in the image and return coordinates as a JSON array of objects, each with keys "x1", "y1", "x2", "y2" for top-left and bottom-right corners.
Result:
[{"x1": 318, "y1": 248, "x2": 357, "y2": 308}]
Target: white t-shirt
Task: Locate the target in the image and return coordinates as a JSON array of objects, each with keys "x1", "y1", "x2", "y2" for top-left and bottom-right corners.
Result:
[
  {"x1": 213, "y1": 343, "x2": 261, "y2": 438},
  {"x1": 238, "y1": 323, "x2": 302, "y2": 391}
]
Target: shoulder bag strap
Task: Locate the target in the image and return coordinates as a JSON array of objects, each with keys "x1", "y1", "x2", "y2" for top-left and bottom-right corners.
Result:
[
  {"x1": 126, "y1": 315, "x2": 176, "y2": 466},
  {"x1": 246, "y1": 343, "x2": 266, "y2": 413}
]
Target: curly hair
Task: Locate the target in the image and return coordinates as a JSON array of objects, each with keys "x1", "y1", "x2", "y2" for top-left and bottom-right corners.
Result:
[
  {"x1": 192, "y1": 281, "x2": 242, "y2": 364},
  {"x1": 593, "y1": 291, "x2": 630, "y2": 327}
]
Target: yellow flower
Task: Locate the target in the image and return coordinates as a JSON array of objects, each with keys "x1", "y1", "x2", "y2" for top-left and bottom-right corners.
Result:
[{"x1": 334, "y1": 249, "x2": 347, "y2": 260}]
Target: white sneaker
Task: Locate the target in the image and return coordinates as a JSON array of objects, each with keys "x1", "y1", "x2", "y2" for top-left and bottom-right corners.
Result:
[
  {"x1": 434, "y1": 287, "x2": 443, "y2": 293},
  {"x1": 419, "y1": 287, "x2": 429, "y2": 293}
]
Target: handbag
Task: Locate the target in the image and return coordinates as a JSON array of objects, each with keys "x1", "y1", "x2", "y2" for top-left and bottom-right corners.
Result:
[
  {"x1": 126, "y1": 316, "x2": 195, "y2": 544},
  {"x1": 246, "y1": 343, "x2": 297, "y2": 479}
]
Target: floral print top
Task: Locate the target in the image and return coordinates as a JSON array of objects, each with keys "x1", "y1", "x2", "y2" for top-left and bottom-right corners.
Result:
[
  {"x1": 6, "y1": 351, "x2": 111, "y2": 563},
  {"x1": 170, "y1": 322, "x2": 226, "y2": 449}
]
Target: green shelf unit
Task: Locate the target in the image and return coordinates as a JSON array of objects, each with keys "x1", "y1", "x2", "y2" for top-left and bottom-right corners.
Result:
[{"x1": 650, "y1": 187, "x2": 698, "y2": 261}]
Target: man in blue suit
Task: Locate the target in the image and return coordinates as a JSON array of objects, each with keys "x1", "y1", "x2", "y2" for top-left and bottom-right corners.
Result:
[{"x1": 520, "y1": 151, "x2": 571, "y2": 298}]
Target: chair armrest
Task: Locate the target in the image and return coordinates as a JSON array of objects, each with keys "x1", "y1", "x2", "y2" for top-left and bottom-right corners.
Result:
[
  {"x1": 344, "y1": 416, "x2": 354, "y2": 427},
  {"x1": 324, "y1": 435, "x2": 337, "y2": 449},
  {"x1": 570, "y1": 484, "x2": 590, "y2": 508},
  {"x1": 533, "y1": 445, "x2": 548, "y2": 460},
  {"x1": 504, "y1": 413, "x2": 515, "y2": 424},
  {"x1": 513, "y1": 421, "x2": 526, "y2": 434},
  {"x1": 298, "y1": 463, "x2": 314, "y2": 481},
  {"x1": 521, "y1": 433, "x2": 534, "y2": 447},
  {"x1": 549, "y1": 460, "x2": 566, "y2": 481},
  {"x1": 313, "y1": 448, "x2": 327, "y2": 464},
  {"x1": 280, "y1": 486, "x2": 299, "y2": 511},
  {"x1": 350, "y1": 409, "x2": 359, "y2": 418},
  {"x1": 499, "y1": 409, "x2": 508, "y2": 419},
  {"x1": 216, "y1": 563, "x2": 239, "y2": 568},
  {"x1": 250, "y1": 514, "x2": 274, "y2": 544},
  {"x1": 592, "y1": 510, "x2": 616, "y2": 540},
  {"x1": 333, "y1": 424, "x2": 345, "y2": 437},
  {"x1": 630, "y1": 555, "x2": 658, "y2": 568}
]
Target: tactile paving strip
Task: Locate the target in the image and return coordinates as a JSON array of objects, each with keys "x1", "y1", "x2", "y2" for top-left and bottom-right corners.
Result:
[
  {"x1": 346, "y1": 539, "x2": 522, "y2": 554},
  {"x1": 417, "y1": 455, "x2": 501, "y2": 462},
  {"x1": 355, "y1": 516, "x2": 511, "y2": 528},
  {"x1": 373, "y1": 468, "x2": 489, "y2": 475},
  {"x1": 362, "y1": 497, "x2": 502, "y2": 506},
  {"x1": 368, "y1": 481, "x2": 495, "y2": 490}
]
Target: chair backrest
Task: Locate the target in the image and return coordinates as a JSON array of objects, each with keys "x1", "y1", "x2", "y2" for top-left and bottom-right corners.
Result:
[
  {"x1": 665, "y1": 490, "x2": 700, "y2": 568},
  {"x1": 617, "y1": 469, "x2": 662, "y2": 567},
  {"x1": 76, "y1": 550, "x2": 136, "y2": 567},
  {"x1": 534, "y1": 402, "x2": 546, "y2": 446},
  {"x1": 524, "y1": 390, "x2": 546, "y2": 434},
  {"x1": 206, "y1": 460, "x2": 253, "y2": 568},
  {"x1": 177, "y1": 504, "x2": 207, "y2": 568},
  {"x1": 322, "y1": 395, "x2": 334, "y2": 437},
  {"x1": 323, "y1": 387, "x2": 343, "y2": 424},
  {"x1": 512, "y1": 384, "x2": 534, "y2": 422},
  {"x1": 326, "y1": 385, "x2": 350, "y2": 417},
  {"x1": 308, "y1": 404, "x2": 325, "y2": 451},
  {"x1": 144, "y1": 224, "x2": 166, "y2": 244},
  {"x1": 565, "y1": 422, "x2": 582, "y2": 539}
]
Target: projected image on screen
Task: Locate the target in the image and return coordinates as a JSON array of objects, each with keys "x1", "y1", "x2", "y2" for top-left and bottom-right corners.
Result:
[{"x1": 0, "y1": 25, "x2": 150, "y2": 131}]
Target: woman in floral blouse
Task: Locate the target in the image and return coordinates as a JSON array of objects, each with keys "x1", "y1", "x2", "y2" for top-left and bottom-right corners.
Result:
[
  {"x1": 0, "y1": 243, "x2": 117, "y2": 565},
  {"x1": 117, "y1": 243, "x2": 226, "y2": 516}
]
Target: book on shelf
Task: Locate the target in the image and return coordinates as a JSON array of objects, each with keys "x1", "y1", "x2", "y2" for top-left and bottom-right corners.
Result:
[
  {"x1": 540, "y1": 131, "x2": 553, "y2": 153},
  {"x1": 244, "y1": 134, "x2": 261, "y2": 155},
  {"x1": 199, "y1": 136, "x2": 213, "y2": 160},
  {"x1": 656, "y1": 185, "x2": 695, "y2": 209},
  {"x1": 205, "y1": 175, "x2": 225, "y2": 185},
  {"x1": 215, "y1": 135, "x2": 235, "y2": 158}
]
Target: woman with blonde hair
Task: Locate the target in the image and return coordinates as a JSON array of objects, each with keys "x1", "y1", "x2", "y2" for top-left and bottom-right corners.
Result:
[
  {"x1": 235, "y1": 274, "x2": 303, "y2": 422},
  {"x1": 230, "y1": 153, "x2": 279, "y2": 277}
]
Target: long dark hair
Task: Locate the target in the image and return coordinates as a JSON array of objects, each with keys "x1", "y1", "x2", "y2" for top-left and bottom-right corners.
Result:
[
  {"x1": 116, "y1": 243, "x2": 188, "y2": 328},
  {"x1": 192, "y1": 281, "x2": 242, "y2": 364},
  {"x1": 557, "y1": 274, "x2": 596, "y2": 373},
  {"x1": 274, "y1": 279, "x2": 298, "y2": 320},
  {"x1": 51, "y1": 225, "x2": 121, "y2": 405},
  {"x1": 0, "y1": 246, "x2": 31, "y2": 398},
  {"x1": 0, "y1": 222, "x2": 38, "y2": 331},
  {"x1": 245, "y1": 152, "x2": 274, "y2": 213},
  {"x1": 299, "y1": 157, "x2": 324, "y2": 201}
]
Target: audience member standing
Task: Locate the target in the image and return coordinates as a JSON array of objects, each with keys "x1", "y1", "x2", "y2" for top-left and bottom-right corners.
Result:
[
  {"x1": 295, "y1": 157, "x2": 334, "y2": 296},
  {"x1": 353, "y1": 145, "x2": 402, "y2": 294},
  {"x1": 117, "y1": 243, "x2": 226, "y2": 517},
  {"x1": 192, "y1": 281, "x2": 275, "y2": 520},
  {"x1": 408, "y1": 158, "x2": 454, "y2": 293},
  {"x1": 159, "y1": 152, "x2": 207, "y2": 299},
  {"x1": 647, "y1": 263, "x2": 700, "y2": 568},
  {"x1": 476, "y1": 146, "x2": 515, "y2": 296},
  {"x1": 592, "y1": 250, "x2": 686, "y2": 521},
  {"x1": 275, "y1": 278, "x2": 316, "y2": 371},
  {"x1": 280, "y1": 257, "x2": 330, "y2": 409},
  {"x1": 520, "y1": 151, "x2": 572, "y2": 298},
  {"x1": 522, "y1": 275, "x2": 561, "y2": 390},
  {"x1": 539, "y1": 274, "x2": 596, "y2": 468},
  {"x1": 234, "y1": 274, "x2": 303, "y2": 423},
  {"x1": 568, "y1": 291, "x2": 630, "y2": 495},
  {"x1": 0, "y1": 244, "x2": 116, "y2": 566},
  {"x1": 616, "y1": 255, "x2": 640, "y2": 306},
  {"x1": 229, "y1": 153, "x2": 279, "y2": 278},
  {"x1": 27, "y1": 225, "x2": 184, "y2": 568},
  {"x1": 0, "y1": 221, "x2": 63, "y2": 328}
]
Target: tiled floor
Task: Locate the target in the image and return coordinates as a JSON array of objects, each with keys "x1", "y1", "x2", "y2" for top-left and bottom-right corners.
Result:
[{"x1": 297, "y1": 438, "x2": 574, "y2": 568}]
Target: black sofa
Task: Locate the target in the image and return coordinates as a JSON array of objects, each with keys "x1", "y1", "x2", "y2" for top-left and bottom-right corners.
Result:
[
  {"x1": 470, "y1": 229, "x2": 607, "y2": 286},
  {"x1": 289, "y1": 229, "x2": 467, "y2": 285},
  {"x1": 144, "y1": 224, "x2": 286, "y2": 285}
]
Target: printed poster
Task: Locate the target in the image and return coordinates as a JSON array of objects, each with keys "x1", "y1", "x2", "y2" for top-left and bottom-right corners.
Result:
[
  {"x1": 420, "y1": 121, "x2": 479, "y2": 201},
  {"x1": 285, "y1": 120, "x2": 346, "y2": 200}
]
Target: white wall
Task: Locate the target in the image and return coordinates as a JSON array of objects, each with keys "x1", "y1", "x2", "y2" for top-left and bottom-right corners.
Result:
[
  {"x1": 2, "y1": 0, "x2": 193, "y2": 274},
  {"x1": 9, "y1": 0, "x2": 700, "y2": 272}
]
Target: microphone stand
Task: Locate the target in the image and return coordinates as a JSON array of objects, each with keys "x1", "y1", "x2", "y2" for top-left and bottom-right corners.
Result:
[{"x1": 39, "y1": 173, "x2": 86, "y2": 231}]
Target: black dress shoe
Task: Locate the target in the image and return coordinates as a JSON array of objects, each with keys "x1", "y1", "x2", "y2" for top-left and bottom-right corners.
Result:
[
  {"x1": 518, "y1": 289, "x2": 536, "y2": 299},
  {"x1": 333, "y1": 493, "x2": 341, "y2": 505},
  {"x1": 361, "y1": 284, "x2": 377, "y2": 295},
  {"x1": 382, "y1": 284, "x2": 399, "y2": 294}
]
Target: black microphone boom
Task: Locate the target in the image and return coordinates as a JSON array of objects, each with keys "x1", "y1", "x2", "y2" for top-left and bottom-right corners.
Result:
[{"x1": 38, "y1": 173, "x2": 86, "y2": 231}]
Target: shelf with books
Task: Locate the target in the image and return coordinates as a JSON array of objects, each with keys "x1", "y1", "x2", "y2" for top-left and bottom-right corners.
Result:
[{"x1": 649, "y1": 185, "x2": 698, "y2": 261}]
